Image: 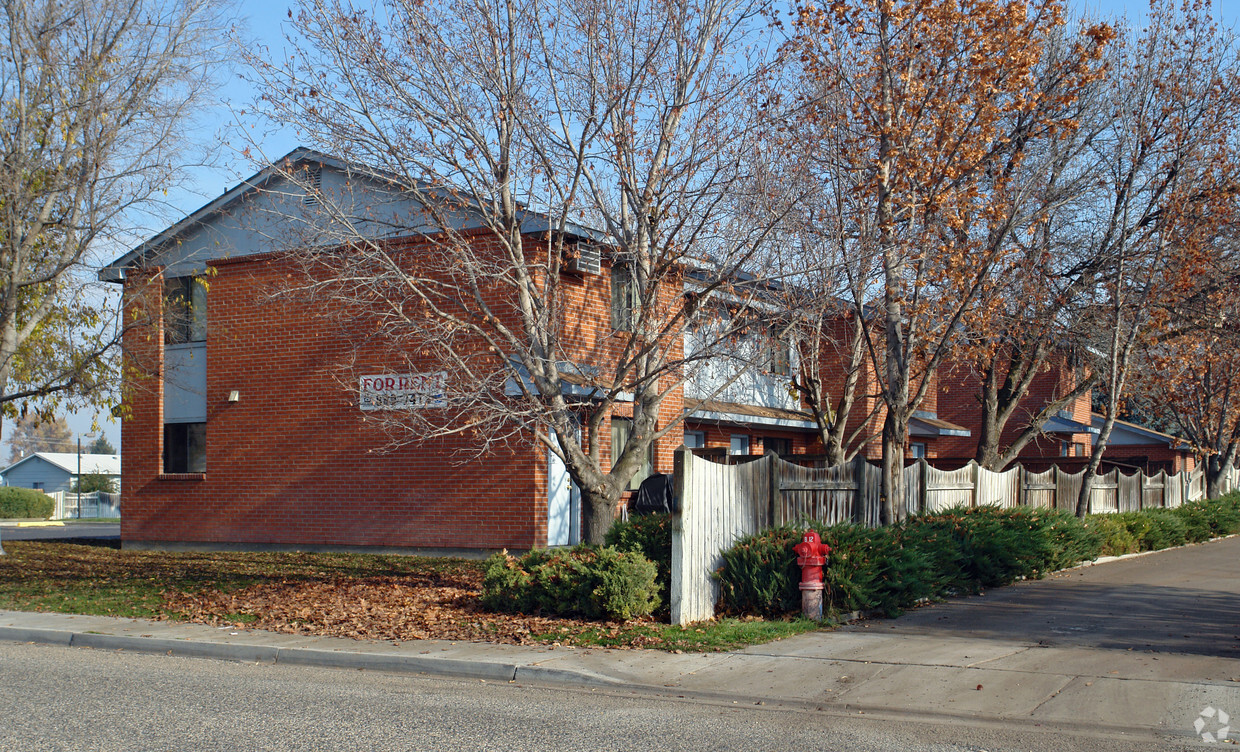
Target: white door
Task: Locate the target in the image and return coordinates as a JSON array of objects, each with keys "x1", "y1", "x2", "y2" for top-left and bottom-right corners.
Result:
[{"x1": 547, "y1": 438, "x2": 581, "y2": 547}]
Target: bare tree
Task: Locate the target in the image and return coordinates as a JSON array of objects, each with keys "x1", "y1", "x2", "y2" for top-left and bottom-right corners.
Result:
[
  {"x1": 1073, "y1": 1, "x2": 1240, "y2": 515},
  {"x1": 0, "y1": 0, "x2": 228, "y2": 429},
  {"x1": 783, "y1": 0, "x2": 1110, "y2": 521},
  {"x1": 249, "y1": 0, "x2": 792, "y2": 543}
]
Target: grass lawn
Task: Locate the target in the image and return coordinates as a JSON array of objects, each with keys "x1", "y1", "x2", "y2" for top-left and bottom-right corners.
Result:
[{"x1": 0, "y1": 540, "x2": 817, "y2": 651}]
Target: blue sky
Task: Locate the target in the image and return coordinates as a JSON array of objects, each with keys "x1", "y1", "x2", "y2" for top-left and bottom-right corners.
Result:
[{"x1": 16, "y1": 0, "x2": 1240, "y2": 457}]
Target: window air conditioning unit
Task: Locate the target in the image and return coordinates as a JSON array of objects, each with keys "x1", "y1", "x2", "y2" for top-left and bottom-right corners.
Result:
[{"x1": 565, "y1": 239, "x2": 601, "y2": 275}]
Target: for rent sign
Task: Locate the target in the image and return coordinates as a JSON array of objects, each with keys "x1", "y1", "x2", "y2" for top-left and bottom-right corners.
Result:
[{"x1": 359, "y1": 372, "x2": 447, "y2": 410}]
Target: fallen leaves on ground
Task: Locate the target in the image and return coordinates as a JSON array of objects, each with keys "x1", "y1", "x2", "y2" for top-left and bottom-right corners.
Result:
[
  {"x1": 161, "y1": 573, "x2": 656, "y2": 646},
  {"x1": 1, "y1": 542, "x2": 671, "y2": 648}
]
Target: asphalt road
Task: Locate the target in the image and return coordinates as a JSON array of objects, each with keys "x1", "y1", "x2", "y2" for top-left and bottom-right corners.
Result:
[
  {"x1": 0, "y1": 642, "x2": 1191, "y2": 752},
  {"x1": 0, "y1": 522, "x2": 119, "y2": 542},
  {"x1": 851, "y1": 535, "x2": 1240, "y2": 659}
]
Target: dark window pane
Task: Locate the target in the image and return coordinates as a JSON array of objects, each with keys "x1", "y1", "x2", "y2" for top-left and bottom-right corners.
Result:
[
  {"x1": 164, "y1": 422, "x2": 206, "y2": 473},
  {"x1": 164, "y1": 277, "x2": 207, "y2": 345},
  {"x1": 610, "y1": 265, "x2": 637, "y2": 331}
]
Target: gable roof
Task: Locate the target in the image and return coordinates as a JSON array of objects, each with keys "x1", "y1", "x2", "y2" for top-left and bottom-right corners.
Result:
[
  {"x1": 1090, "y1": 413, "x2": 1189, "y2": 448},
  {"x1": 99, "y1": 147, "x2": 347, "y2": 282},
  {"x1": 100, "y1": 147, "x2": 611, "y2": 283},
  {"x1": 1, "y1": 452, "x2": 122, "y2": 477}
]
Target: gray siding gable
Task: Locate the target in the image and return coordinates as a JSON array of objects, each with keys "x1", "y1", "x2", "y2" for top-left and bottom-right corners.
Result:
[{"x1": 2, "y1": 456, "x2": 74, "y2": 494}]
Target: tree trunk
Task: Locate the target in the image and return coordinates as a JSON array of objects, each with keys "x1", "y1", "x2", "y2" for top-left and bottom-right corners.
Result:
[
  {"x1": 881, "y1": 412, "x2": 906, "y2": 525},
  {"x1": 1077, "y1": 412, "x2": 1117, "y2": 517},
  {"x1": 581, "y1": 485, "x2": 620, "y2": 545},
  {"x1": 1206, "y1": 444, "x2": 1238, "y2": 500}
]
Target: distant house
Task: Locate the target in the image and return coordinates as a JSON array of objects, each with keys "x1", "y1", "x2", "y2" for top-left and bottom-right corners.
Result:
[
  {"x1": 0, "y1": 453, "x2": 122, "y2": 494},
  {"x1": 1091, "y1": 414, "x2": 1196, "y2": 474}
]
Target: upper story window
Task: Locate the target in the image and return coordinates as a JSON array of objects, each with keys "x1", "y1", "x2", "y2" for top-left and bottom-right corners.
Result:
[
  {"x1": 164, "y1": 276, "x2": 207, "y2": 345},
  {"x1": 610, "y1": 264, "x2": 639, "y2": 332},
  {"x1": 768, "y1": 334, "x2": 793, "y2": 377}
]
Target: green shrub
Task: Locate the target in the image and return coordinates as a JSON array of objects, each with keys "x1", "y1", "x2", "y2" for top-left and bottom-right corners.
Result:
[
  {"x1": 1087, "y1": 515, "x2": 1140, "y2": 556},
  {"x1": 481, "y1": 545, "x2": 659, "y2": 621},
  {"x1": 0, "y1": 487, "x2": 54, "y2": 519},
  {"x1": 72, "y1": 473, "x2": 117, "y2": 494},
  {"x1": 716, "y1": 526, "x2": 802, "y2": 617},
  {"x1": 1172, "y1": 498, "x2": 1240, "y2": 542},
  {"x1": 605, "y1": 513, "x2": 672, "y2": 614},
  {"x1": 716, "y1": 506, "x2": 1103, "y2": 619},
  {"x1": 1141, "y1": 509, "x2": 1188, "y2": 550}
]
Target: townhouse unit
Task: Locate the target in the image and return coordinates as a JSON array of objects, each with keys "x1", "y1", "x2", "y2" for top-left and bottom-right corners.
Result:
[
  {"x1": 1090, "y1": 414, "x2": 1197, "y2": 474},
  {"x1": 936, "y1": 352, "x2": 1097, "y2": 465},
  {"x1": 936, "y1": 352, "x2": 1195, "y2": 473},
  {"x1": 105, "y1": 149, "x2": 815, "y2": 553}
]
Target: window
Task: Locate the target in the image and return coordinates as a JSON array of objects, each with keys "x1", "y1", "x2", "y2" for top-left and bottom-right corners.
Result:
[
  {"x1": 164, "y1": 422, "x2": 206, "y2": 473},
  {"x1": 768, "y1": 333, "x2": 793, "y2": 377},
  {"x1": 611, "y1": 417, "x2": 653, "y2": 490},
  {"x1": 32, "y1": 482, "x2": 43, "y2": 491},
  {"x1": 683, "y1": 430, "x2": 705, "y2": 449},
  {"x1": 762, "y1": 437, "x2": 791, "y2": 456},
  {"x1": 610, "y1": 264, "x2": 639, "y2": 331},
  {"x1": 729, "y1": 434, "x2": 750, "y2": 456},
  {"x1": 1060, "y1": 440, "x2": 1070, "y2": 457},
  {"x1": 910, "y1": 442, "x2": 927, "y2": 459},
  {"x1": 164, "y1": 276, "x2": 207, "y2": 345}
]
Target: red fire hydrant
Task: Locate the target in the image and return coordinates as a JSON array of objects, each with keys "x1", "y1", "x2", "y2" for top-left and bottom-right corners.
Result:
[{"x1": 793, "y1": 530, "x2": 831, "y2": 621}]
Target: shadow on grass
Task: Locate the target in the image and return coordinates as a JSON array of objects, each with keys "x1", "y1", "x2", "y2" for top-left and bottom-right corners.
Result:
[{"x1": 0, "y1": 540, "x2": 484, "y2": 619}]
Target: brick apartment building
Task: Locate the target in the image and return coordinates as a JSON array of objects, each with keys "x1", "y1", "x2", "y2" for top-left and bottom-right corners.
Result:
[
  {"x1": 936, "y1": 353, "x2": 1097, "y2": 465},
  {"x1": 936, "y1": 353, "x2": 1195, "y2": 473},
  {"x1": 104, "y1": 149, "x2": 821, "y2": 554}
]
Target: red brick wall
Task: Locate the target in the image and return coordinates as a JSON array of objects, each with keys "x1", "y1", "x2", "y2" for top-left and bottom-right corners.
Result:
[
  {"x1": 1103, "y1": 444, "x2": 1197, "y2": 474},
  {"x1": 936, "y1": 354, "x2": 1093, "y2": 463},
  {"x1": 119, "y1": 233, "x2": 697, "y2": 550},
  {"x1": 121, "y1": 254, "x2": 546, "y2": 551}
]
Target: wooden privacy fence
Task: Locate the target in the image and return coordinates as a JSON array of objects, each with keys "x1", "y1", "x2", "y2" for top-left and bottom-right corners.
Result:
[{"x1": 669, "y1": 448, "x2": 1239, "y2": 625}]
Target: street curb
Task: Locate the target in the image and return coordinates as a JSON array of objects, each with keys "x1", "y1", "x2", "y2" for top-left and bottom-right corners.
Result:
[
  {"x1": 515, "y1": 664, "x2": 625, "y2": 687},
  {"x1": 0, "y1": 626, "x2": 73, "y2": 646},
  {"x1": 275, "y1": 647, "x2": 518, "y2": 681},
  {"x1": 71, "y1": 632, "x2": 281, "y2": 663},
  {"x1": 0, "y1": 625, "x2": 619, "y2": 687}
]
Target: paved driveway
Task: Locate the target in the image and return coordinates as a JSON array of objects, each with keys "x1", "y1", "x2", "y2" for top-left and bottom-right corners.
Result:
[
  {"x1": 848, "y1": 535, "x2": 1240, "y2": 659},
  {"x1": 0, "y1": 522, "x2": 119, "y2": 542}
]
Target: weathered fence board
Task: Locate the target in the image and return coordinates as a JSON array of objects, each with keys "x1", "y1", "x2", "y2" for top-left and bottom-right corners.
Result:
[
  {"x1": 1118, "y1": 471, "x2": 1142, "y2": 512},
  {"x1": 1023, "y1": 469, "x2": 1056, "y2": 509},
  {"x1": 670, "y1": 449, "x2": 770, "y2": 625}
]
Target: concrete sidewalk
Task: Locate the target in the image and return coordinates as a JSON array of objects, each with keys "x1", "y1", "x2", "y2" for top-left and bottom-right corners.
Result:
[{"x1": 2, "y1": 606, "x2": 1236, "y2": 743}]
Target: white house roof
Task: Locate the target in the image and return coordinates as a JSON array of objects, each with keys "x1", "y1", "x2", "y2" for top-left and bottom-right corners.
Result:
[{"x1": 1, "y1": 452, "x2": 121, "y2": 477}]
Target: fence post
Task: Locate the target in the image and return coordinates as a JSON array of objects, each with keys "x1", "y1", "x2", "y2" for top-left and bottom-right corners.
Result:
[
  {"x1": 851, "y1": 453, "x2": 866, "y2": 523},
  {"x1": 918, "y1": 459, "x2": 929, "y2": 516},
  {"x1": 971, "y1": 460, "x2": 981, "y2": 508},
  {"x1": 767, "y1": 450, "x2": 781, "y2": 528},
  {"x1": 670, "y1": 445, "x2": 693, "y2": 626}
]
